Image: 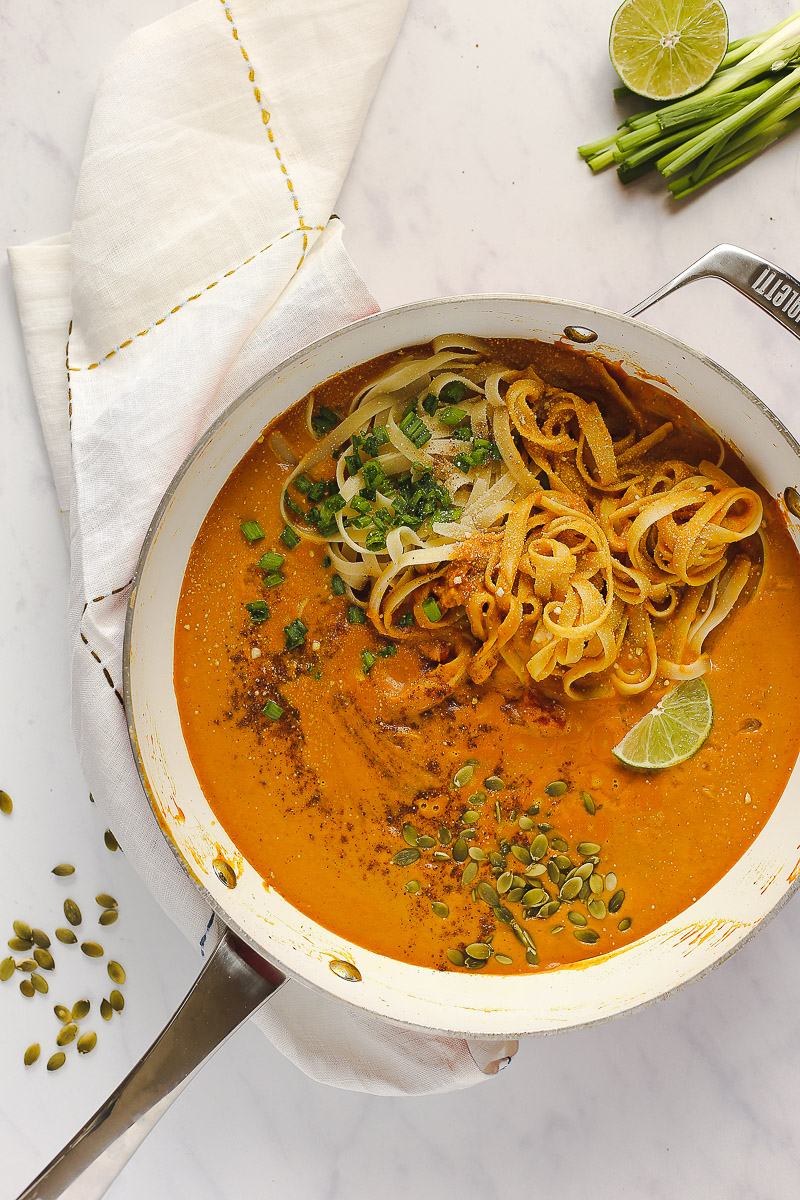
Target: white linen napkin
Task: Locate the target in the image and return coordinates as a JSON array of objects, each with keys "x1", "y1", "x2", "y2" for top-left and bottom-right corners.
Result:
[{"x1": 9, "y1": 0, "x2": 518, "y2": 1095}]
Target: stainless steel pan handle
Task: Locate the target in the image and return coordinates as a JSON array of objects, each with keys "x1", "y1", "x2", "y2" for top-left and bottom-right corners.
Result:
[
  {"x1": 16, "y1": 929, "x2": 285, "y2": 1200},
  {"x1": 626, "y1": 243, "x2": 800, "y2": 342}
]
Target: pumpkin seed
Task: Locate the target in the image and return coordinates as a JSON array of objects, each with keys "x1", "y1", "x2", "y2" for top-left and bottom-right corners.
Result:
[
  {"x1": 537, "y1": 821, "x2": 553, "y2": 831},
  {"x1": 550, "y1": 838, "x2": 569, "y2": 854},
  {"x1": 476, "y1": 881, "x2": 500, "y2": 907},
  {"x1": 544, "y1": 780, "x2": 567, "y2": 796},
  {"x1": 582, "y1": 791, "x2": 596, "y2": 815},
  {"x1": 525, "y1": 862, "x2": 546, "y2": 877},
  {"x1": 13, "y1": 921, "x2": 33, "y2": 942},
  {"x1": 433, "y1": 852, "x2": 450, "y2": 864},
  {"x1": 609, "y1": 889, "x2": 625, "y2": 914},
  {"x1": 588, "y1": 898, "x2": 607, "y2": 920},
  {"x1": 404, "y1": 879, "x2": 420, "y2": 894},
  {"x1": 494, "y1": 800, "x2": 502, "y2": 823},
  {"x1": 547, "y1": 861, "x2": 561, "y2": 885},
  {"x1": 468, "y1": 792, "x2": 487, "y2": 808},
  {"x1": 417, "y1": 835, "x2": 436, "y2": 848},
  {"x1": 495, "y1": 954, "x2": 514, "y2": 965},
  {"x1": 577, "y1": 842, "x2": 601, "y2": 856},
  {"x1": 489, "y1": 850, "x2": 505, "y2": 868},
  {"x1": 446, "y1": 949, "x2": 465, "y2": 967},
  {"x1": 432, "y1": 901, "x2": 449, "y2": 919},
  {"x1": 47, "y1": 1052, "x2": 66, "y2": 1071},
  {"x1": 33, "y1": 948, "x2": 55, "y2": 971},
  {"x1": 19, "y1": 979, "x2": 35, "y2": 998},
  {"x1": 530, "y1": 833, "x2": 549, "y2": 861},
  {"x1": 464, "y1": 957, "x2": 488, "y2": 970},
  {"x1": 54, "y1": 1005, "x2": 71, "y2": 1023},
  {"x1": 51, "y1": 864, "x2": 75, "y2": 877},
  {"x1": 497, "y1": 871, "x2": 514, "y2": 894},
  {"x1": 452, "y1": 838, "x2": 468, "y2": 863},
  {"x1": 484, "y1": 776, "x2": 505, "y2": 791},
  {"x1": 17, "y1": 958, "x2": 37, "y2": 973},
  {"x1": 63, "y1": 900, "x2": 82, "y2": 927},
  {"x1": 468, "y1": 846, "x2": 486, "y2": 861},
  {"x1": 72, "y1": 1000, "x2": 90, "y2": 1020},
  {"x1": 579, "y1": 880, "x2": 591, "y2": 903},
  {"x1": 392, "y1": 847, "x2": 420, "y2": 867},
  {"x1": 553, "y1": 854, "x2": 572, "y2": 871},
  {"x1": 109, "y1": 989, "x2": 125, "y2": 1012},
  {"x1": 453, "y1": 764, "x2": 474, "y2": 788},
  {"x1": 8, "y1": 937, "x2": 32, "y2": 952},
  {"x1": 81, "y1": 942, "x2": 104, "y2": 958},
  {"x1": 55, "y1": 928, "x2": 77, "y2": 944},
  {"x1": 568, "y1": 911, "x2": 588, "y2": 926},
  {"x1": 31, "y1": 929, "x2": 51, "y2": 949},
  {"x1": 104, "y1": 829, "x2": 120, "y2": 852},
  {"x1": 0, "y1": 957, "x2": 15, "y2": 982},
  {"x1": 538, "y1": 899, "x2": 561, "y2": 919},
  {"x1": 212, "y1": 857, "x2": 237, "y2": 888},
  {"x1": 525, "y1": 948, "x2": 539, "y2": 966},
  {"x1": 401, "y1": 824, "x2": 418, "y2": 847},
  {"x1": 24, "y1": 1044, "x2": 40, "y2": 1067},
  {"x1": 461, "y1": 811, "x2": 480, "y2": 826},
  {"x1": 574, "y1": 928, "x2": 600, "y2": 944},
  {"x1": 56, "y1": 1023, "x2": 78, "y2": 1046},
  {"x1": 589, "y1": 874, "x2": 604, "y2": 894},
  {"x1": 31, "y1": 973, "x2": 48, "y2": 994},
  {"x1": 466, "y1": 942, "x2": 492, "y2": 960},
  {"x1": 100, "y1": 998, "x2": 113, "y2": 1021},
  {"x1": 94, "y1": 892, "x2": 117, "y2": 909},
  {"x1": 77, "y1": 1032, "x2": 97, "y2": 1055},
  {"x1": 99, "y1": 910, "x2": 118, "y2": 926},
  {"x1": 518, "y1": 816, "x2": 534, "y2": 831},
  {"x1": 550, "y1": 925, "x2": 565, "y2": 934},
  {"x1": 507, "y1": 887, "x2": 525, "y2": 903},
  {"x1": 573, "y1": 862, "x2": 594, "y2": 880},
  {"x1": 618, "y1": 918, "x2": 632, "y2": 932},
  {"x1": 329, "y1": 960, "x2": 362, "y2": 982},
  {"x1": 605, "y1": 872, "x2": 618, "y2": 891},
  {"x1": 522, "y1": 888, "x2": 547, "y2": 907},
  {"x1": 0, "y1": 791, "x2": 12, "y2": 815},
  {"x1": 461, "y1": 861, "x2": 479, "y2": 885},
  {"x1": 510, "y1": 844, "x2": 532, "y2": 865},
  {"x1": 437, "y1": 826, "x2": 451, "y2": 844}
]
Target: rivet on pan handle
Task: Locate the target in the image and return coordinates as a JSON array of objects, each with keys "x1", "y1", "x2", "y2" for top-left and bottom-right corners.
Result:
[{"x1": 626, "y1": 243, "x2": 800, "y2": 344}]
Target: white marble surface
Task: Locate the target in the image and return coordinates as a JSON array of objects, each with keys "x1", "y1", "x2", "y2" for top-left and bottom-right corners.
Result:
[{"x1": 3, "y1": 0, "x2": 800, "y2": 1197}]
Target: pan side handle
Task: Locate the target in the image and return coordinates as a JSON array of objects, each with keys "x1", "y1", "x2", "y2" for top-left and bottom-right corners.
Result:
[
  {"x1": 626, "y1": 243, "x2": 800, "y2": 343},
  {"x1": 16, "y1": 929, "x2": 285, "y2": 1200}
]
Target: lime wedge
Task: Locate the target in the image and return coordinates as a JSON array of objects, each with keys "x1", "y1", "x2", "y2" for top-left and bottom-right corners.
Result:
[
  {"x1": 612, "y1": 678, "x2": 713, "y2": 770},
  {"x1": 609, "y1": 0, "x2": 728, "y2": 102}
]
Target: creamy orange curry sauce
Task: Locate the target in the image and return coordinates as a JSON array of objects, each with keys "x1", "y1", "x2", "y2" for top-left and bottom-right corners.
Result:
[{"x1": 175, "y1": 339, "x2": 800, "y2": 974}]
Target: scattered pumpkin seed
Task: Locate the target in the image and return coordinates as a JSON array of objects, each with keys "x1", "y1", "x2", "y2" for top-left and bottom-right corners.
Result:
[
  {"x1": 461, "y1": 861, "x2": 479, "y2": 885},
  {"x1": 13, "y1": 920, "x2": 33, "y2": 941},
  {"x1": 99, "y1": 910, "x2": 118, "y2": 926},
  {"x1": 537, "y1": 821, "x2": 553, "y2": 831},
  {"x1": 401, "y1": 824, "x2": 418, "y2": 847},
  {"x1": 522, "y1": 888, "x2": 548, "y2": 907},
  {"x1": 437, "y1": 826, "x2": 451, "y2": 844},
  {"x1": 33, "y1": 948, "x2": 55, "y2": 971},
  {"x1": 432, "y1": 901, "x2": 449, "y2": 919},
  {"x1": 77, "y1": 1032, "x2": 97, "y2": 1055},
  {"x1": 56, "y1": 1023, "x2": 78, "y2": 1047},
  {"x1": 104, "y1": 829, "x2": 119, "y2": 852},
  {"x1": 391, "y1": 848, "x2": 420, "y2": 867},
  {"x1": 72, "y1": 1000, "x2": 90, "y2": 1020},
  {"x1": 484, "y1": 776, "x2": 505, "y2": 791},
  {"x1": 574, "y1": 928, "x2": 600, "y2": 944},
  {"x1": 582, "y1": 791, "x2": 596, "y2": 815},
  {"x1": 467, "y1": 792, "x2": 487, "y2": 808},
  {"x1": 547, "y1": 860, "x2": 561, "y2": 885},
  {"x1": 510, "y1": 845, "x2": 532, "y2": 865},
  {"x1": 0, "y1": 790, "x2": 12, "y2": 815},
  {"x1": 54, "y1": 1005, "x2": 71, "y2": 1023},
  {"x1": 568, "y1": 911, "x2": 588, "y2": 926},
  {"x1": 461, "y1": 811, "x2": 480, "y2": 826},
  {"x1": 328, "y1": 959, "x2": 361, "y2": 982},
  {"x1": 525, "y1": 863, "x2": 547, "y2": 878},
  {"x1": 476, "y1": 881, "x2": 500, "y2": 907},
  {"x1": 496, "y1": 954, "x2": 514, "y2": 965},
  {"x1": 432, "y1": 851, "x2": 450, "y2": 863},
  {"x1": 518, "y1": 815, "x2": 534, "y2": 831},
  {"x1": 618, "y1": 918, "x2": 632, "y2": 932},
  {"x1": 525, "y1": 948, "x2": 539, "y2": 966},
  {"x1": 19, "y1": 980, "x2": 34, "y2": 998},
  {"x1": 31, "y1": 929, "x2": 51, "y2": 949},
  {"x1": 553, "y1": 854, "x2": 572, "y2": 871},
  {"x1": 605, "y1": 872, "x2": 618, "y2": 891},
  {"x1": 417, "y1": 835, "x2": 436, "y2": 849},
  {"x1": 101, "y1": 998, "x2": 113, "y2": 1021},
  {"x1": 109, "y1": 989, "x2": 125, "y2": 1012},
  {"x1": 0, "y1": 957, "x2": 15, "y2": 982},
  {"x1": 466, "y1": 942, "x2": 492, "y2": 960},
  {"x1": 446, "y1": 949, "x2": 465, "y2": 967},
  {"x1": 453, "y1": 764, "x2": 474, "y2": 788},
  {"x1": 51, "y1": 864, "x2": 75, "y2": 877},
  {"x1": 47, "y1": 1052, "x2": 66, "y2": 1071},
  {"x1": 16, "y1": 958, "x2": 37, "y2": 973},
  {"x1": 31, "y1": 973, "x2": 48, "y2": 994},
  {"x1": 588, "y1": 898, "x2": 607, "y2": 920},
  {"x1": 577, "y1": 842, "x2": 601, "y2": 856},
  {"x1": 24, "y1": 1043, "x2": 40, "y2": 1067},
  {"x1": 550, "y1": 838, "x2": 569, "y2": 854},
  {"x1": 528, "y1": 833, "x2": 548, "y2": 861},
  {"x1": 544, "y1": 780, "x2": 567, "y2": 796},
  {"x1": 497, "y1": 872, "x2": 514, "y2": 894},
  {"x1": 8, "y1": 937, "x2": 32, "y2": 952},
  {"x1": 55, "y1": 928, "x2": 77, "y2": 944},
  {"x1": 63, "y1": 900, "x2": 82, "y2": 927},
  {"x1": 506, "y1": 887, "x2": 524, "y2": 903},
  {"x1": 452, "y1": 838, "x2": 468, "y2": 863},
  {"x1": 466, "y1": 846, "x2": 485, "y2": 862},
  {"x1": 589, "y1": 874, "x2": 604, "y2": 894},
  {"x1": 404, "y1": 879, "x2": 421, "y2": 894},
  {"x1": 96, "y1": 894, "x2": 118, "y2": 910},
  {"x1": 550, "y1": 925, "x2": 565, "y2": 934},
  {"x1": 538, "y1": 899, "x2": 561, "y2": 919},
  {"x1": 81, "y1": 942, "x2": 104, "y2": 958},
  {"x1": 609, "y1": 889, "x2": 625, "y2": 914},
  {"x1": 494, "y1": 800, "x2": 502, "y2": 823}
]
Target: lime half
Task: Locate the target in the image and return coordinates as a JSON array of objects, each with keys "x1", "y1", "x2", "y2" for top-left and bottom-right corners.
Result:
[
  {"x1": 612, "y1": 677, "x2": 713, "y2": 770},
  {"x1": 609, "y1": 0, "x2": 728, "y2": 102}
]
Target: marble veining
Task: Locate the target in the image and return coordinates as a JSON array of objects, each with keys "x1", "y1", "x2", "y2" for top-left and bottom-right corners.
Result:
[{"x1": 3, "y1": 0, "x2": 800, "y2": 1197}]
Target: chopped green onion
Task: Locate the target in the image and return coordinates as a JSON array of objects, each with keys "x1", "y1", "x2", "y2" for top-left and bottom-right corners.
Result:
[
  {"x1": 421, "y1": 597, "x2": 443, "y2": 623},
  {"x1": 365, "y1": 528, "x2": 387, "y2": 552},
  {"x1": 349, "y1": 496, "x2": 371, "y2": 515},
  {"x1": 422, "y1": 392, "x2": 439, "y2": 416},
  {"x1": 362, "y1": 460, "x2": 388, "y2": 492},
  {"x1": 285, "y1": 494, "x2": 305, "y2": 517},
  {"x1": 453, "y1": 453, "x2": 472, "y2": 474},
  {"x1": 263, "y1": 571, "x2": 285, "y2": 588},
  {"x1": 439, "y1": 381, "x2": 468, "y2": 404},
  {"x1": 347, "y1": 605, "x2": 366, "y2": 624},
  {"x1": 307, "y1": 480, "x2": 327, "y2": 503},
  {"x1": 284, "y1": 619, "x2": 308, "y2": 650},
  {"x1": 397, "y1": 612, "x2": 415, "y2": 628},
  {"x1": 294, "y1": 475, "x2": 314, "y2": 495},
  {"x1": 280, "y1": 525, "x2": 301, "y2": 549},
  {"x1": 261, "y1": 700, "x2": 284, "y2": 721},
  {"x1": 452, "y1": 424, "x2": 472, "y2": 441},
  {"x1": 361, "y1": 649, "x2": 377, "y2": 674},
  {"x1": 240, "y1": 520, "x2": 265, "y2": 543},
  {"x1": 363, "y1": 426, "x2": 390, "y2": 455},
  {"x1": 345, "y1": 451, "x2": 362, "y2": 476},
  {"x1": 469, "y1": 447, "x2": 489, "y2": 467},
  {"x1": 258, "y1": 551, "x2": 285, "y2": 571},
  {"x1": 311, "y1": 406, "x2": 340, "y2": 437},
  {"x1": 399, "y1": 412, "x2": 432, "y2": 448},
  {"x1": 438, "y1": 406, "x2": 469, "y2": 426},
  {"x1": 245, "y1": 601, "x2": 270, "y2": 622},
  {"x1": 331, "y1": 574, "x2": 346, "y2": 596},
  {"x1": 378, "y1": 644, "x2": 398, "y2": 657}
]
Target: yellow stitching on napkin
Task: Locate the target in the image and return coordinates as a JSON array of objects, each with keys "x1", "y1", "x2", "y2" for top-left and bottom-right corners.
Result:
[{"x1": 79, "y1": 607, "x2": 125, "y2": 707}]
